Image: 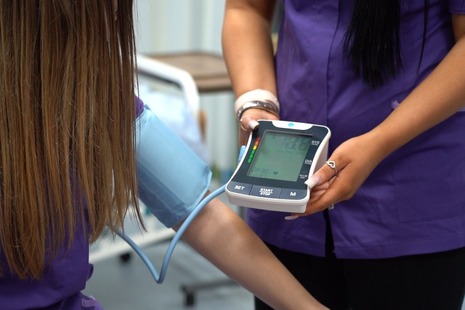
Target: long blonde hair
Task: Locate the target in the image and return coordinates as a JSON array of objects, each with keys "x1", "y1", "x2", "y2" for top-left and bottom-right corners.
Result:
[{"x1": 0, "y1": 0, "x2": 140, "y2": 279}]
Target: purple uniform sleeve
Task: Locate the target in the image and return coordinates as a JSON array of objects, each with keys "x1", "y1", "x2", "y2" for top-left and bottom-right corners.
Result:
[{"x1": 135, "y1": 96, "x2": 145, "y2": 117}]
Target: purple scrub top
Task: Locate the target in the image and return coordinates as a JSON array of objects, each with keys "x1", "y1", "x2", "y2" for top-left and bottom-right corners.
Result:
[
  {"x1": 0, "y1": 98, "x2": 144, "y2": 309},
  {"x1": 247, "y1": 0, "x2": 465, "y2": 259}
]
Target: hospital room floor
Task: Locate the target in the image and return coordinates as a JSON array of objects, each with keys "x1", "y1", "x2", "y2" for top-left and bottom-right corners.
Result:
[{"x1": 84, "y1": 239, "x2": 254, "y2": 310}]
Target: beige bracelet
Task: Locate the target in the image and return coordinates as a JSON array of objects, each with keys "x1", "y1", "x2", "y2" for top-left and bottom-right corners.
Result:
[{"x1": 234, "y1": 89, "x2": 280, "y2": 121}]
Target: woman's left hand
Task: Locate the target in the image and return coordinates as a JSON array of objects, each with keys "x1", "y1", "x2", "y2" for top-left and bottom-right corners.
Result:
[{"x1": 287, "y1": 132, "x2": 386, "y2": 218}]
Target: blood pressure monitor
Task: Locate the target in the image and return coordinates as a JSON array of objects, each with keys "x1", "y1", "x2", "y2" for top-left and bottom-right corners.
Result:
[{"x1": 226, "y1": 120, "x2": 331, "y2": 213}]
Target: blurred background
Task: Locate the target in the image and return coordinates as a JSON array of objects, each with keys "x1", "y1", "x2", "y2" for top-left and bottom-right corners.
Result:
[{"x1": 135, "y1": 0, "x2": 238, "y2": 184}]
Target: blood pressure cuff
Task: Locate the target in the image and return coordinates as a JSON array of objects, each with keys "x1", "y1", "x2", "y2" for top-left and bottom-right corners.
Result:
[{"x1": 136, "y1": 105, "x2": 212, "y2": 228}]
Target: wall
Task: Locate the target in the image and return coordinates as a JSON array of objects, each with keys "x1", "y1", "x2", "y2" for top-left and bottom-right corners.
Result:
[{"x1": 135, "y1": 0, "x2": 224, "y2": 54}]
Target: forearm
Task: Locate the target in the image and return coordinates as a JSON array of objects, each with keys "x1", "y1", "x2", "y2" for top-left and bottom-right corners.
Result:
[
  {"x1": 180, "y1": 198, "x2": 327, "y2": 310},
  {"x1": 365, "y1": 35, "x2": 465, "y2": 161},
  {"x1": 222, "y1": 0, "x2": 277, "y2": 96}
]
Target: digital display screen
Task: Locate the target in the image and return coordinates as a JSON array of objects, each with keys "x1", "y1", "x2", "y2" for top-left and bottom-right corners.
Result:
[{"x1": 247, "y1": 131, "x2": 312, "y2": 182}]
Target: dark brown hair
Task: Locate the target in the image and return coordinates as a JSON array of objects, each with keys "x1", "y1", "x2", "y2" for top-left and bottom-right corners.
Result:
[
  {"x1": 344, "y1": 0, "x2": 430, "y2": 88},
  {"x1": 343, "y1": 0, "x2": 403, "y2": 88}
]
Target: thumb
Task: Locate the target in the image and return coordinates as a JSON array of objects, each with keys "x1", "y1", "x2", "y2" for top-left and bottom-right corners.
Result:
[{"x1": 239, "y1": 114, "x2": 259, "y2": 132}]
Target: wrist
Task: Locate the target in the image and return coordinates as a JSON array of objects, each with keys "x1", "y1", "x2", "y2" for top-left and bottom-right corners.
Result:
[
  {"x1": 234, "y1": 89, "x2": 280, "y2": 121},
  {"x1": 361, "y1": 129, "x2": 395, "y2": 164}
]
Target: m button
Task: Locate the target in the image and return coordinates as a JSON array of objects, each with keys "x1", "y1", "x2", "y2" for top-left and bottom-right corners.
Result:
[{"x1": 280, "y1": 189, "x2": 307, "y2": 200}]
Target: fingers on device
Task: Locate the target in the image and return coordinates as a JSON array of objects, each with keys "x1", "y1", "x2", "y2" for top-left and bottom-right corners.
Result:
[{"x1": 226, "y1": 120, "x2": 331, "y2": 213}]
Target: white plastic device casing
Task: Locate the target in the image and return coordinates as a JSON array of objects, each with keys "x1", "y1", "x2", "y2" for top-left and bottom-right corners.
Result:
[{"x1": 226, "y1": 120, "x2": 331, "y2": 213}]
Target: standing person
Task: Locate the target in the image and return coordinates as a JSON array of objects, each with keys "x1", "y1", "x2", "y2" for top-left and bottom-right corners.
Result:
[
  {"x1": 0, "y1": 1, "x2": 328, "y2": 309},
  {"x1": 223, "y1": 1, "x2": 465, "y2": 309}
]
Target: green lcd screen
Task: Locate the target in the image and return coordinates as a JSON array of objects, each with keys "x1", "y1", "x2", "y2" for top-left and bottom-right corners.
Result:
[{"x1": 247, "y1": 131, "x2": 312, "y2": 182}]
